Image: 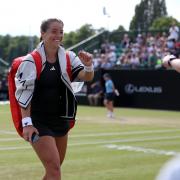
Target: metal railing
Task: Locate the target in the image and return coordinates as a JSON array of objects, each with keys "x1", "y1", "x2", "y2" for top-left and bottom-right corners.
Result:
[{"x1": 67, "y1": 30, "x2": 108, "y2": 53}]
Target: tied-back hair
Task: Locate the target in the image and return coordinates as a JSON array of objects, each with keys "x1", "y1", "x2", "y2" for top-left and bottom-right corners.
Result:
[
  {"x1": 103, "y1": 73, "x2": 111, "y2": 79},
  {"x1": 40, "y1": 18, "x2": 64, "y2": 42}
]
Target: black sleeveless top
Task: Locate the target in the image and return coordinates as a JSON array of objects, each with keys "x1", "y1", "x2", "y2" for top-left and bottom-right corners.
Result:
[{"x1": 31, "y1": 59, "x2": 66, "y2": 117}]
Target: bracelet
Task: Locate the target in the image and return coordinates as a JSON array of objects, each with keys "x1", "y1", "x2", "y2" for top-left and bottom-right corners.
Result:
[
  {"x1": 22, "y1": 117, "x2": 33, "y2": 127},
  {"x1": 84, "y1": 64, "x2": 94, "y2": 72}
]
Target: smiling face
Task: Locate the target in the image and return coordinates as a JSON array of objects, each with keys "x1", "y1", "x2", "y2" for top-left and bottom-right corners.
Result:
[{"x1": 41, "y1": 19, "x2": 64, "y2": 49}]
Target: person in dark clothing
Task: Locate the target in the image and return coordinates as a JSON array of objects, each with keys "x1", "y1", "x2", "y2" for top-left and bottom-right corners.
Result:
[
  {"x1": 87, "y1": 81, "x2": 103, "y2": 106},
  {"x1": 14, "y1": 18, "x2": 94, "y2": 180}
]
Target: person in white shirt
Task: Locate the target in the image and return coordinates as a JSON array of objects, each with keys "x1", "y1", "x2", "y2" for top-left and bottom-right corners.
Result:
[{"x1": 168, "y1": 22, "x2": 179, "y2": 42}]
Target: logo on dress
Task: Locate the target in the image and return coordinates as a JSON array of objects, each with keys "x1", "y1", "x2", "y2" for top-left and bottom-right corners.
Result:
[{"x1": 50, "y1": 66, "x2": 56, "y2": 71}]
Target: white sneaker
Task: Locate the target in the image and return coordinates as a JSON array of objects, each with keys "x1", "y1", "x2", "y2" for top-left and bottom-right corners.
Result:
[
  {"x1": 107, "y1": 111, "x2": 111, "y2": 117},
  {"x1": 110, "y1": 113, "x2": 115, "y2": 119},
  {"x1": 107, "y1": 112, "x2": 115, "y2": 119}
]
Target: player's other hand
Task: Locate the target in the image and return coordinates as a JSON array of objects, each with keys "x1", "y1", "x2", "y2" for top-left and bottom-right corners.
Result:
[
  {"x1": 162, "y1": 54, "x2": 176, "y2": 68},
  {"x1": 23, "y1": 126, "x2": 39, "y2": 143},
  {"x1": 78, "y1": 50, "x2": 93, "y2": 67}
]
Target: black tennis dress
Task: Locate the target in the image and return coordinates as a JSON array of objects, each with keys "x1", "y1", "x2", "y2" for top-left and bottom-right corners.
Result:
[{"x1": 31, "y1": 59, "x2": 75, "y2": 137}]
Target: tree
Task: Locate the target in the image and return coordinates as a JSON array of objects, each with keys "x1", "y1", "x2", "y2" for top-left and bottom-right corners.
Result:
[
  {"x1": 0, "y1": 24, "x2": 97, "y2": 63},
  {"x1": 63, "y1": 24, "x2": 96, "y2": 48},
  {"x1": 115, "y1": 25, "x2": 126, "y2": 32},
  {"x1": 130, "y1": 0, "x2": 167, "y2": 31},
  {"x1": 108, "y1": 25, "x2": 126, "y2": 43},
  {"x1": 74, "y1": 24, "x2": 95, "y2": 43},
  {"x1": 63, "y1": 31, "x2": 77, "y2": 48},
  {"x1": 0, "y1": 35, "x2": 11, "y2": 59},
  {"x1": 150, "y1": 16, "x2": 180, "y2": 31}
]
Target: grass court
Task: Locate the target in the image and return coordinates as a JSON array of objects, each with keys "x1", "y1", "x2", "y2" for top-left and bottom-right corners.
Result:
[{"x1": 0, "y1": 104, "x2": 180, "y2": 180}]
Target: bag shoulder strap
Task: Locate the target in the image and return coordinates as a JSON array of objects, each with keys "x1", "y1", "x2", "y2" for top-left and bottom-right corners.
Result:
[
  {"x1": 65, "y1": 51, "x2": 72, "y2": 81},
  {"x1": 30, "y1": 51, "x2": 42, "y2": 80}
]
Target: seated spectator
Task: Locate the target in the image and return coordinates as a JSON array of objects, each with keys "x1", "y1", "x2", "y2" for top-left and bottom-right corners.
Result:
[
  {"x1": 109, "y1": 42, "x2": 117, "y2": 51},
  {"x1": 87, "y1": 81, "x2": 103, "y2": 106},
  {"x1": 136, "y1": 34, "x2": 144, "y2": 46},
  {"x1": 117, "y1": 53, "x2": 131, "y2": 69},
  {"x1": 100, "y1": 54, "x2": 112, "y2": 69},
  {"x1": 93, "y1": 49, "x2": 101, "y2": 70},
  {"x1": 130, "y1": 53, "x2": 140, "y2": 69},
  {"x1": 166, "y1": 37, "x2": 176, "y2": 50},
  {"x1": 146, "y1": 33, "x2": 156, "y2": 46},
  {"x1": 107, "y1": 48, "x2": 117, "y2": 67},
  {"x1": 121, "y1": 33, "x2": 131, "y2": 48},
  {"x1": 168, "y1": 21, "x2": 179, "y2": 42},
  {"x1": 148, "y1": 51, "x2": 158, "y2": 68},
  {"x1": 94, "y1": 30, "x2": 179, "y2": 70},
  {"x1": 100, "y1": 39, "x2": 110, "y2": 54}
]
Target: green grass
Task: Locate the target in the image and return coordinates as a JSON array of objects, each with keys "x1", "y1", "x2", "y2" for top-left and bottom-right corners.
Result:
[{"x1": 0, "y1": 104, "x2": 180, "y2": 180}]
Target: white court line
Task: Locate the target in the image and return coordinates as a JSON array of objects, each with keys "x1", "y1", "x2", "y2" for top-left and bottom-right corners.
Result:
[
  {"x1": 0, "y1": 138, "x2": 21, "y2": 142},
  {"x1": 1, "y1": 135, "x2": 180, "y2": 151},
  {"x1": 68, "y1": 135, "x2": 180, "y2": 146},
  {"x1": 0, "y1": 146, "x2": 30, "y2": 151},
  {"x1": 2, "y1": 128, "x2": 179, "y2": 137},
  {"x1": 0, "y1": 101, "x2": 9, "y2": 105},
  {"x1": 70, "y1": 129, "x2": 180, "y2": 138},
  {"x1": 0, "y1": 129, "x2": 180, "y2": 142},
  {"x1": 0, "y1": 130, "x2": 17, "y2": 135},
  {"x1": 105, "y1": 144, "x2": 179, "y2": 156}
]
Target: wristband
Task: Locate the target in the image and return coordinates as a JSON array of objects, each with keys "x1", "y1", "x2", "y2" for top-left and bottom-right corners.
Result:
[
  {"x1": 84, "y1": 64, "x2": 94, "y2": 72},
  {"x1": 22, "y1": 117, "x2": 33, "y2": 127}
]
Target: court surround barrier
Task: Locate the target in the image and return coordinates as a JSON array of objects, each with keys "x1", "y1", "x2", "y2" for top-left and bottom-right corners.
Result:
[{"x1": 76, "y1": 69, "x2": 180, "y2": 111}]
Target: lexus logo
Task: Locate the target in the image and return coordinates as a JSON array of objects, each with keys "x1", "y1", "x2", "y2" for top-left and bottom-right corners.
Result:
[
  {"x1": 125, "y1": 84, "x2": 162, "y2": 94},
  {"x1": 125, "y1": 84, "x2": 134, "y2": 94}
]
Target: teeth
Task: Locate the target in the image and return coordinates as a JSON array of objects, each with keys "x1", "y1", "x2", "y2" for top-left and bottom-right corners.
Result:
[{"x1": 55, "y1": 40, "x2": 60, "y2": 42}]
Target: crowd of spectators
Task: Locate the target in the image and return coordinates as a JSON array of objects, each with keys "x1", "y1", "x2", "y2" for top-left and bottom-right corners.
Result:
[
  {"x1": 0, "y1": 23, "x2": 179, "y2": 101},
  {"x1": 93, "y1": 23, "x2": 180, "y2": 70}
]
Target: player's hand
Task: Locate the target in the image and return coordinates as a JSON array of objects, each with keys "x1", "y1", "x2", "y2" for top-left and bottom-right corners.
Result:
[
  {"x1": 22, "y1": 126, "x2": 39, "y2": 143},
  {"x1": 162, "y1": 54, "x2": 176, "y2": 68},
  {"x1": 78, "y1": 50, "x2": 93, "y2": 67}
]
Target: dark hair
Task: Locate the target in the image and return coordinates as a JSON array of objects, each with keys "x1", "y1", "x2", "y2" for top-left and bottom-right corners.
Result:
[
  {"x1": 40, "y1": 18, "x2": 64, "y2": 41},
  {"x1": 103, "y1": 73, "x2": 111, "y2": 79}
]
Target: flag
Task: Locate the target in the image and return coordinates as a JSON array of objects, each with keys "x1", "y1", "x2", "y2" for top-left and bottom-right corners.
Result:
[{"x1": 103, "y1": 6, "x2": 107, "y2": 15}]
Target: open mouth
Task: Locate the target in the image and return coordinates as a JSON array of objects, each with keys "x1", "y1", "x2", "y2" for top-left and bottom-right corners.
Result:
[{"x1": 54, "y1": 39, "x2": 60, "y2": 42}]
